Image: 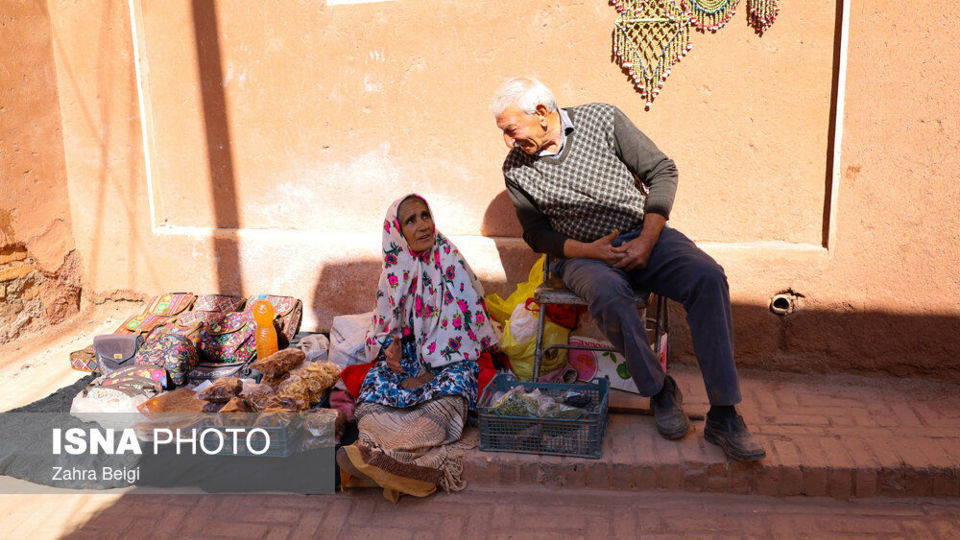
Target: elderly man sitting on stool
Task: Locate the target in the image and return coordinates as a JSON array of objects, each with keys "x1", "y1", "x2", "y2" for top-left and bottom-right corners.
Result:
[{"x1": 491, "y1": 76, "x2": 765, "y2": 461}]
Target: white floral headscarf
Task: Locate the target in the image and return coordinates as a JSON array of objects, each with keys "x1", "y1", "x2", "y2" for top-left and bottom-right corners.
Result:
[{"x1": 364, "y1": 194, "x2": 498, "y2": 367}]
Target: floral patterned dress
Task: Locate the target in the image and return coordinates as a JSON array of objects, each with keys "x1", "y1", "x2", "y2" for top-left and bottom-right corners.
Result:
[{"x1": 358, "y1": 333, "x2": 479, "y2": 410}]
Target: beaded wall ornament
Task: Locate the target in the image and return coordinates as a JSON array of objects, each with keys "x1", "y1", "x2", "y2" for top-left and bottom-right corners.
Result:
[
  {"x1": 612, "y1": 0, "x2": 692, "y2": 108},
  {"x1": 746, "y1": 0, "x2": 780, "y2": 34},
  {"x1": 680, "y1": 0, "x2": 740, "y2": 32}
]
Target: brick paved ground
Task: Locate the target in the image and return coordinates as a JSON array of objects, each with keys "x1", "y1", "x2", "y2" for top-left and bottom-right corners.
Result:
[
  {"x1": 2, "y1": 487, "x2": 960, "y2": 539},
  {"x1": 2, "y1": 325, "x2": 960, "y2": 537}
]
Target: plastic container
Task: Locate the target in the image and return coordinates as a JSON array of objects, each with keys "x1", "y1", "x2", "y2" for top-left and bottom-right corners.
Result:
[{"x1": 478, "y1": 373, "x2": 609, "y2": 459}]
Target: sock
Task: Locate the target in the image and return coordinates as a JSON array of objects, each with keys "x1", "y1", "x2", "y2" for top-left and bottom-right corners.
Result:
[{"x1": 708, "y1": 405, "x2": 736, "y2": 421}]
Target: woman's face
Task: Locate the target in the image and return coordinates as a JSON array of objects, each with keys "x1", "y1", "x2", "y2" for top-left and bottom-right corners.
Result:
[{"x1": 397, "y1": 197, "x2": 435, "y2": 253}]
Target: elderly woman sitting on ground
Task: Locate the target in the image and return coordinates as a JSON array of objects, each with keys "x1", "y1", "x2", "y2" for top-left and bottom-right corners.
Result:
[{"x1": 336, "y1": 193, "x2": 499, "y2": 502}]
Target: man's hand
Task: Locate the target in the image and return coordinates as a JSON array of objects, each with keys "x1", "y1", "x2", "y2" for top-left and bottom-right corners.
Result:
[
  {"x1": 612, "y1": 213, "x2": 666, "y2": 271},
  {"x1": 612, "y1": 237, "x2": 654, "y2": 271},
  {"x1": 564, "y1": 229, "x2": 625, "y2": 265},
  {"x1": 385, "y1": 338, "x2": 402, "y2": 374}
]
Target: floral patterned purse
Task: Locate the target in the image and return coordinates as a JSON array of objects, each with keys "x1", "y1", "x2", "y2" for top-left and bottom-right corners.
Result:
[
  {"x1": 134, "y1": 322, "x2": 203, "y2": 386},
  {"x1": 193, "y1": 294, "x2": 246, "y2": 312},
  {"x1": 177, "y1": 311, "x2": 258, "y2": 364}
]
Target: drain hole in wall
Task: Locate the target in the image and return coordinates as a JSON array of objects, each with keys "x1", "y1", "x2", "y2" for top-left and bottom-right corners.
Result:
[{"x1": 769, "y1": 290, "x2": 804, "y2": 316}]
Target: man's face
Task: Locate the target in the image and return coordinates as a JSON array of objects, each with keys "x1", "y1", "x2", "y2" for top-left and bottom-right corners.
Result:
[{"x1": 496, "y1": 104, "x2": 548, "y2": 155}]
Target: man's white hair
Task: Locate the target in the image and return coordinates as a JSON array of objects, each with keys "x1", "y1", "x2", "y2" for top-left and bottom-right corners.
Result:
[{"x1": 491, "y1": 77, "x2": 558, "y2": 116}]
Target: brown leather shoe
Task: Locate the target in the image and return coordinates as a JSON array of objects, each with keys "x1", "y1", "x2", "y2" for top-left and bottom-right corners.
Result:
[{"x1": 704, "y1": 414, "x2": 766, "y2": 462}]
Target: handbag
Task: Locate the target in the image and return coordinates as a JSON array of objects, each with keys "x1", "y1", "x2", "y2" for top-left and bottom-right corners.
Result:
[
  {"x1": 244, "y1": 294, "x2": 303, "y2": 344},
  {"x1": 71, "y1": 314, "x2": 171, "y2": 373},
  {"x1": 193, "y1": 293, "x2": 246, "y2": 313},
  {"x1": 143, "y1": 292, "x2": 196, "y2": 316},
  {"x1": 116, "y1": 313, "x2": 173, "y2": 335},
  {"x1": 70, "y1": 345, "x2": 99, "y2": 372},
  {"x1": 98, "y1": 365, "x2": 168, "y2": 392},
  {"x1": 93, "y1": 334, "x2": 146, "y2": 375},
  {"x1": 178, "y1": 311, "x2": 258, "y2": 364},
  {"x1": 134, "y1": 322, "x2": 203, "y2": 386}
]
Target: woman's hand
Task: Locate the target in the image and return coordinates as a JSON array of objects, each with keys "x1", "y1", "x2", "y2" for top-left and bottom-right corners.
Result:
[{"x1": 385, "y1": 338, "x2": 402, "y2": 374}]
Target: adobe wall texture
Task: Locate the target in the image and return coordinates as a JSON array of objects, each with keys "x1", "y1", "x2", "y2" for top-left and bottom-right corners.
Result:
[
  {"x1": 5, "y1": 0, "x2": 958, "y2": 378},
  {"x1": 0, "y1": 2, "x2": 81, "y2": 344}
]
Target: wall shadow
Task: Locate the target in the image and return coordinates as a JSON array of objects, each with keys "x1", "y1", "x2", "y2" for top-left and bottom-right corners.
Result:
[
  {"x1": 481, "y1": 190, "x2": 539, "y2": 297},
  {"x1": 665, "y1": 303, "x2": 960, "y2": 382},
  {"x1": 192, "y1": 0, "x2": 244, "y2": 295},
  {"x1": 310, "y1": 260, "x2": 382, "y2": 331}
]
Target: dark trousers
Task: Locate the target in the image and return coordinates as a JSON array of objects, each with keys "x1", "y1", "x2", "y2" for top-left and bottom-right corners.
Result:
[{"x1": 555, "y1": 226, "x2": 742, "y2": 406}]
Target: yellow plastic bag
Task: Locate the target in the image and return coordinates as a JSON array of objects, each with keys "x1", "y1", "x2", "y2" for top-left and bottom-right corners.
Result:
[
  {"x1": 485, "y1": 255, "x2": 545, "y2": 323},
  {"x1": 501, "y1": 304, "x2": 570, "y2": 381}
]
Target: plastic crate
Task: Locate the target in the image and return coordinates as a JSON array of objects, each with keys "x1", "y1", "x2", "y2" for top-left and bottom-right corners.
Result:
[{"x1": 478, "y1": 373, "x2": 609, "y2": 459}]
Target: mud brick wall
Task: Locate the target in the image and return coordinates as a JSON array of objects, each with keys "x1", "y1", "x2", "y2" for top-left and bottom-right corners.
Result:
[
  {"x1": 0, "y1": 244, "x2": 80, "y2": 344},
  {"x1": 0, "y1": 4, "x2": 80, "y2": 344}
]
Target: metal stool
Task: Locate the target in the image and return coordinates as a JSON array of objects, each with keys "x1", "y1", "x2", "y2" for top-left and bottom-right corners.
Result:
[{"x1": 531, "y1": 254, "x2": 670, "y2": 382}]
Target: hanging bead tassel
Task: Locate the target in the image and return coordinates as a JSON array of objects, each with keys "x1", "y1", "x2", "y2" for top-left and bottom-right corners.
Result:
[
  {"x1": 612, "y1": 0, "x2": 691, "y2": 108},
  {"x1": 746, "y1": 0, "x2": 779, "y2": 35},
  {"x1": 680, "y1": 0, "x2": 740, "y2": 32}
]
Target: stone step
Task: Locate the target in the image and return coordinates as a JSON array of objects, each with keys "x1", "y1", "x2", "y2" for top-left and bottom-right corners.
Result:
[{"x1": 462, "y1": 366, "x2": 960, "y2": 499}]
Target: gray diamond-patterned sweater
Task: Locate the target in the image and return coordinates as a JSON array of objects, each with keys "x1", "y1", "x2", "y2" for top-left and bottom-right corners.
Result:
[{"x1": 503, "y1": 103, "x2": 678, "y2": 258}]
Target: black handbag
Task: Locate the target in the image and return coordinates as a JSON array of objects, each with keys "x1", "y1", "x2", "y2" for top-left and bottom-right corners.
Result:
[{"x1": 93, "y1": 334, "x2": 145, "y2": 375}]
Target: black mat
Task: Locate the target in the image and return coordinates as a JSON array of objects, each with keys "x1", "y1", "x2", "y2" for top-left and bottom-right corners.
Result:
[{"x1": 7, "y1": 373, "x2": 96, "y2": 413}]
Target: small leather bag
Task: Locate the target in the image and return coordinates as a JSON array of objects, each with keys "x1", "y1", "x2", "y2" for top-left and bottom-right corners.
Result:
[
  {"x1": 70, "y1": 310, "x2": 176, "y2": 373},
  {"x1": 93, "y1": 334, "x2": 146, "y2": 375}
]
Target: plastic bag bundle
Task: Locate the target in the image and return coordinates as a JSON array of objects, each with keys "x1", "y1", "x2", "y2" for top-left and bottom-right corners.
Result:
[
  {"x1": 329, "y1": 312, "x2": 374, "y2": 368},
  {"x1": 490, "y1": 385, "x2": 586, "y2": 419},
  {"x1": 276, "y1": 362, "x2": 341, "y2": 406},
  {"x1": 240, "y1": 382, "x2": 276, "y2": 412},
  {"x1": 263, "y1": 395, "x2": 309, "y2": 412},
  {"x1": 251, "y1": 348, "x2": 305, "y2": 381},
  {"x1": 202, "y1": 401, "x2": 225, "y2": 413},
  {"x1": 196, "y1": 377, "x2": 243, "y2": 403},
  {"x1": 484, "y1": 256, "x2": 545, "y2": 323},
  {"x1": 296, "y1": 408, "x2": 344, "y2": 451},
  {"x1": 219, "y1": 396, "x2": 250, "y2": 413},
  {"x1": 296, "y1": 333, "x2": 330, "y2": 363},
  {"x1": 501, "y1": 309, "x2": 570, "y2": 381},
  {"x1": 491, "y1": 386, "x2": 541, "y2": 417},
  {"x1": 537, "y1": 396, "x2": 584, "y2": 419},
  {"x1": 302, "y1": 361, "x2": 341, "y2": 390}
]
